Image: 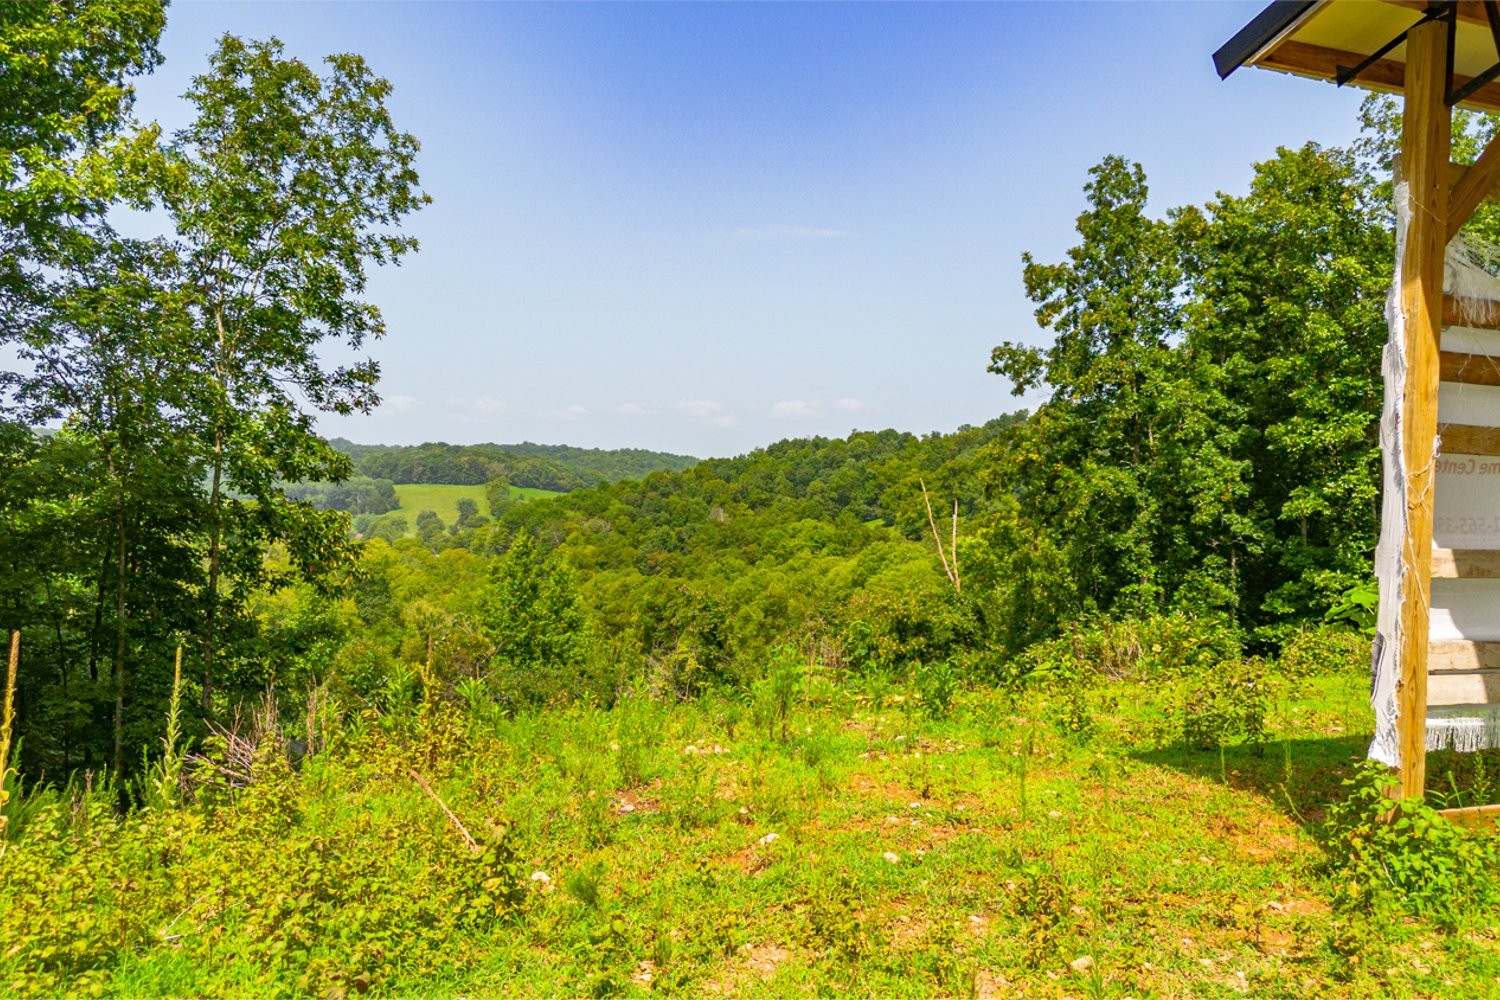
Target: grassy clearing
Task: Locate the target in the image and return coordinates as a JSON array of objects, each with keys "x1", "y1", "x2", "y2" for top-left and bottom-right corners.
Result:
[
  {"x1": 393, "y1": 483, "x2": 559, "y2": 522},
  {"x1": 4, "y1": 663, "x2": 1497, "y2": 997},
  {"x1": 393, "y1": 483, "x2": 486, "y2": 522}
]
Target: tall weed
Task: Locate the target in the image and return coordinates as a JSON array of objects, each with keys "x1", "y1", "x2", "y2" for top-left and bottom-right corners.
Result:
[
  {"x1": 1010, "y1": 613, "x2": 1243, "y2": 686},
  {"x1": 1322, "y1": 760, "x2": 1499, "y2": 929}
]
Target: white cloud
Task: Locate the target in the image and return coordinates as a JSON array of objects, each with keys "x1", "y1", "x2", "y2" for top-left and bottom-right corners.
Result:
[
  {"x1": 447, "y1": 395, "x2": 509, "y2": 422},
  {"x1": 543, "y1": 404, "x2": 590, "y2": 421},
  {"x1": 614, "y1": 402, "x2": 654, "y2": 416},
  {"x1": 732, "y1": 224, "x2": 849, "y2": 240},
  {"x1": 832, "y1": 397, "x2": 867, "y2": 413},
  {"x1": 673, "y1": 398, "x2": 738, "y2": 428},
  {"x1": 771, "y1": 399, "x2": 822, "y2": 419},
  {"x1": 674, "y1": 398, "x2": 726, "y2": 419},
  {"x1": 383, "y1": 393, "x2": 420, "y2": 414}
]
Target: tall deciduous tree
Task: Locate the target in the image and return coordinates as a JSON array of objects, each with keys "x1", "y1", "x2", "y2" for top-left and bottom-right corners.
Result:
[
  {"x1": 989, "y1": 155, "x2": 1185, "y2": 617},
  {"x1": 1177, "y1": 144, "x2": 1390, "y2": 636},
  {"x1": 0, "y1": 0, "x2": 164, "y2": 263},
  {"x1": 985, "y1": 144, "x2": 1390, "y2": 648},
  {"x1": 6, "y1": 234, "x2": 204, "y2": 772},
  {"x1": 162, "y1": 35, "x2": 428, "y2": 705},
  {"x1": 0, "y1": 2, "x2": 178, "y2": 775}
]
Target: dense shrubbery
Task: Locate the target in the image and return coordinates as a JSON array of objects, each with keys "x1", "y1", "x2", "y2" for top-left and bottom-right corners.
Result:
[{"x1": 1007, "y1": 612, "x2": 1244, "y2": 686}]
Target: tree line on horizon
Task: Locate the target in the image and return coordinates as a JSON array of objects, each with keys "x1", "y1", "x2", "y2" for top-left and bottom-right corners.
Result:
[{"x1": 327, "y1": 438, "x2": 699, "y2": 489}]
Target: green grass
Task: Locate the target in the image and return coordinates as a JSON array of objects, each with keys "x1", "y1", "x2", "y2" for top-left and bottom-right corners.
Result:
[
  {"x1": 393, "y1": 483, "x2": 560, "y2": 523},
  {"x1": 393, "y1": 483, "x2": 486, "y2": 523},
  {"x1": 511, "y1": 485, "x2": 561, "y2": 501},
  {"x1": 5, "y1": 662, "x2": 1498, "y2": 997}
]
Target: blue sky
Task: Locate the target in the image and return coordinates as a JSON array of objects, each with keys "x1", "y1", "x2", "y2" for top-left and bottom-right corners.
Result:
[{"x1": 133, "y1": 1, "x2": 1370, "y2": 458}]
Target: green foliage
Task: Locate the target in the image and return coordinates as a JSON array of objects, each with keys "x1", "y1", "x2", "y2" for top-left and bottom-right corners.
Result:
[
  {"x1": 1010, "y1": 613, "x2": 1243, "y2": 686},
  {"x1": 139, "y1": 649, "x2": 187, "y2": 811},
  {"x1": 482, "y1": 474, "x2": 519, "y2": 521},
  {"x1": 416, "y1": 509, "x2": 446, "y2": 550},
  {"x1": 329, "y1": 437, "x2": 697, "y2": 489},
  {"x1": 987, "y1": 144, "x2": 1389, "y2": 644},
  {"x1": 913, "y1": 659, "x2": 959, "y2": 720},
  {"x1": 1323, "y1": 761, "x2": 1500, "y2": 929},
  {"x1": 1175, "y1": 656, "x2": 1270, "y2": 752},
  {"x1": 0, "y1": 0, "x2": 165, "y2": 243},
  {"x1": 0, "y1": 17, "x2": 429, "y2": 778},
  {"x1": 841, "y1": 587, "x2": 976, "y2": 676},
  {"x1": 1011, "y1": 862, "x2": 1071, "y2": 968},
  {"x1": 282, "y1": 476, "x2": 400, "y2": 515},
  {"x1": 1052, "y1": 685, "x2": 1096, "y2": 746},
  {"x1": 802, "y1": 877, "x2": 875, "y2": 962},
  {"x1": 1278, "y1": 625, "x2": 1371, "y2": 680},
  {"x1": 750, "y1": 644, "x2": 803, "y2": 743},
  {"x1": 1325, "y1": 582, "x2": 1378, "y2": 637},
  {"x1": 480, "y1": 534, "x2": 591, "y2": 708}
]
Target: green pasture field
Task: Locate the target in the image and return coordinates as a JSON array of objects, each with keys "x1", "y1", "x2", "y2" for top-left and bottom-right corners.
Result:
[
  {"x1": 393, "y1": 483, "x2": 560, "y2": 523},
  {"x1": 5, "y1": 659, "x2": 1497, "y2": 997}
]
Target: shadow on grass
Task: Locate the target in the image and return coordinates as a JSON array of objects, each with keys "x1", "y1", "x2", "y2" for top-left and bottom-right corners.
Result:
[
  {"x1": 1130, "y1": 733, "x2": 1371, "y2": 831},
  {"x1": 1135, "y1": 737, "x2": 1500, "y2": 830}
]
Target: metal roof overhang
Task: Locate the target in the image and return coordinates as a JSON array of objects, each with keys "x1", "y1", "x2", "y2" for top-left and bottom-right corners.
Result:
[{"x1": 1214, "y1": 1, "x2": 1500, "y2": 114}]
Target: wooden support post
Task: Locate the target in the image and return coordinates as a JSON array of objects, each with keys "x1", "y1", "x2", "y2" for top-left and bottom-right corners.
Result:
[{"x1": 1397, "y1": 19, "x2": 1452, "y2": 802}]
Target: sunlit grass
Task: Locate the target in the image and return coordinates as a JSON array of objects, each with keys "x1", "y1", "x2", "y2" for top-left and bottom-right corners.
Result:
[
  {"x1": 5, "y1": 668, "x2": 1498, "y2": 997},
  {"x1": 393, "y1": 482, "x2": 560, "y2": 523}
]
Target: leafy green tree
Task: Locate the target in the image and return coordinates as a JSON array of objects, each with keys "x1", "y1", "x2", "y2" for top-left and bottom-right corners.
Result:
[
  {"x1": 366, "y1": 513, "x2": 408, "y2": 544},
  {"x1": 7, "y1": 235, "x2": 206, "y2": 771},
  {"x1": 480, "y1": 533, "x2": 590, "y2": 706},
  {"x1": 485, "y1": 475, "x2": 514, "y2": 518},
  {"x1": 0, "y1": 3, "x2": 185, "y2": 777},
  {"x1": 161, "y1": 34, "x2": 428, "y2": 704},
  {"x1": 415, "y1": 510, "x2": 445, "y2": 551},
  {"x1": 453, "y1": 498, "x2": 484, "y2": 531},
  {"x1": 985, "y1": 145, "x2": 1390, "y2": 646},
  {"x1": 1176, "y1": 144, "x2": 1389, "y2": 636},
  {"x1": 0, "y1": 0, "x2": 165, "y2": 281},
  {"x1": 989, "y1": 155, "x2": 1185, "y2": 618}
]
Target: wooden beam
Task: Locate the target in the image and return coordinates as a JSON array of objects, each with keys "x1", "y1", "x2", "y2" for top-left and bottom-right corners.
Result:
[
  {"x1": 1438, "y1": 422, "x2": 1500, "y2": 455},
  {"x1": 1437, "y1": 802, "x2": 1500, "y2": 831},
  {"x1": 1259, "y1": 39, "x2": 1500, "y2": 114},
  {"x1": 1448, "y1": 159, "x2": 1500, "y2": 201},
  {"x1": 1428, "y1": 670, "x2": 1500, "y2": 705},
  {"x1": 1449, "y1": 133, "x2": 1500, "y2": 240},
  {"x1": 1440, "y1": 350, "x2": 1500, "y2": 385},
  {"x1": 1443, "y1": 294, "x2": 1500, "y2": 329},
  {"x1": 1430, "y1": 548, "x2": 1500, "y2": 578},
  {"x1": 1397, "y1": 19, "x2": 1451, "y2": 802},
  {"x1": 1386, "y1": 0, "x2": 1498, "y2": 30},
  {"x1": 1430, "y1": 639, "x2": 1500, "y2": 670}
]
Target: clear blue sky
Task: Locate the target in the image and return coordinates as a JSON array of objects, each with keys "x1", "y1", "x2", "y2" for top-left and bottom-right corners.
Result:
[{"x1": 133, "y1": 1, "x2": 1369, "y2": 458}]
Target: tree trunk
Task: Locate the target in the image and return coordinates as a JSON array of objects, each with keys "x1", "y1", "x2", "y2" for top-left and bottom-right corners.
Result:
[
  {"x1": 112, "y1": 485, "x2": 128, "y2": 777},
  {"x1": 203, "y1": 421, "x2": 224, "y2": 715},
  {"x1": 88, "y1": 544, "x2": 110, "y2": 683}
]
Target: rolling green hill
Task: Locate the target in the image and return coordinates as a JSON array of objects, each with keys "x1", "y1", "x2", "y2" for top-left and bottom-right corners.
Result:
[
  {"x1": 328, "y1": 438, "x2": 698, "y2": 490},
  {"x1": 393, "y1": 483, "x2": 559, "y2": 524}
]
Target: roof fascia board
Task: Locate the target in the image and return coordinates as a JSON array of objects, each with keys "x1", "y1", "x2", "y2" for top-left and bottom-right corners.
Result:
[{"x1": 1214, "y1": 0, "x2": 1325, "y2": 79}]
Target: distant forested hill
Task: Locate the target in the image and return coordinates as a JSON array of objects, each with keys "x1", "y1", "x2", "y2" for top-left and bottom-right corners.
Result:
[{"x1": 326, "y1": 439, "x2": 698, "y2": 491}]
